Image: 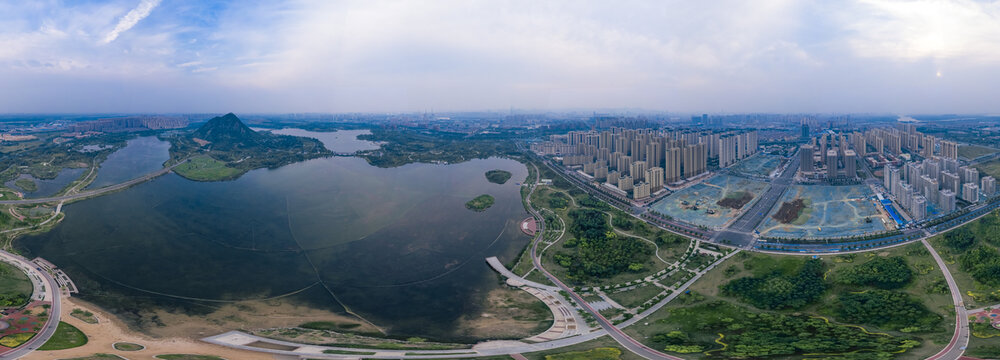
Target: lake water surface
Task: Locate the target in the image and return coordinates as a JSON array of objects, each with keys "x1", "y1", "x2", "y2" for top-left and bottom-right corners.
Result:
[
  {"x1": 86, "y1": 136, "x2": 171, "y2": 189},
  {"x1": 20, "y1": 129, "x2": 529, "y2": 340},
  {"x1": 5, "y1": 168, "x2": 86, "y2": 198}
]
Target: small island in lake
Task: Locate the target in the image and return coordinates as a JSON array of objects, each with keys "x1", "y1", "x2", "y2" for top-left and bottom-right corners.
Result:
[
  {"x1": 465, "y1": 194, "x2": 495, "y2": 212},
  {"x1": 485, "y1": 169, "x2": 512, "y2": 184}
]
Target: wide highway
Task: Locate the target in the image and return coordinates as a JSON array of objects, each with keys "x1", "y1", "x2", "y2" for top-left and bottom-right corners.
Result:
[{"x1": 713, "y1": 149, "x2": 799, "y2": 246}]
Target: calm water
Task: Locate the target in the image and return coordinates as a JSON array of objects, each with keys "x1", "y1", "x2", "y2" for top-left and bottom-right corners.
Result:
[
  {"x1": 260, "y1": 128, "x2": 381, "y2": 153},
  {"x1": 5, "y1": 168, "x2": 86, "y2": 198},
  {"x1": 86, "y1": 136, "x2": 171, "y2": 189},
  {"x1": 20, "y1": 129, "x2": 529, "y2": 341}
]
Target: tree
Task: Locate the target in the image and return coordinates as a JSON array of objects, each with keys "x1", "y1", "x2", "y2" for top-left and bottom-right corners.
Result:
[
  {"x1": 837, "y1": 256, "x2": 912, "y2": 289},
  {"x1": 944, "y1": 227, "x2": 976, "y2": 250}
]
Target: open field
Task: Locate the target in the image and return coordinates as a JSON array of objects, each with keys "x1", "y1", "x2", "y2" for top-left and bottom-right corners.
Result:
[
  {"x1": 38, "y1": 322, "x2": 88, "y2": 350},
  {"x1": 649, "y1": 175, "x2": 768, "y2": 229},
  {"x1": 728, "y1": 153, "x2": 783, "y2": 177},
  {"x1": 624, "y1": 242, "x2": 954, "y2": 359},
  {"x1": 975, "y1": 158, "x2": 1000, "y2": 179},
  {"x1": 926, "y1": 210, "x2": 1000, "y2": 357},
  {"x1": 757, "y1": 184, "x2": 888, "y2": 239},
  {"x1": 959, "y1": 144, "x2": 999, "y2": 160},
  {"x1": 0, "y1": 261, "x2": 32, "y2": 307},
  {"x1": 172, "y1": 155, "x2": 242, "y2": 181}
]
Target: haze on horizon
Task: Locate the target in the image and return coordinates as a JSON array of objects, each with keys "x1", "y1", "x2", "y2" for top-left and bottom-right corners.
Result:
[{"x1": 1, "y1": 0, "x2": 999, "y2": 115}]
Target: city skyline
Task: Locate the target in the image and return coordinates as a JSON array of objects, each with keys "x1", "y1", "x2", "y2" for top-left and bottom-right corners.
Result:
[{"x1": 1, "y1": 0, "x2": 1000, "y2": 114}]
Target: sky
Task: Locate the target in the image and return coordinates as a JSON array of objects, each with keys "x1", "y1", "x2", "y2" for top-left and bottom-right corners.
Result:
[{"x1": 1, "y1": 0, "x2": 999, "y2": 114}]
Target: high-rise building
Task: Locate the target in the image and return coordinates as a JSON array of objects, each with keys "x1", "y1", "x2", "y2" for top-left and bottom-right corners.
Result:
[
  {"x1": 910, "y1": 195, "x2": 927, "y2": 220},
  {"x1": 800, "y1": 145, "x2": 814, "y2": 173},
  {"x1": 921, "y1": 175, "x2": 939, "y2": 204},
  {"x1": 633, "y1": 182, "x2": 650, "y2": 199},
  {"x1": 664, "y1": 147, "x2": 681, "y2": 183},
  {"x1": 939, "y1": 189, "x2": 956, "y2": 213},
  {"x1": 941, "y1": 141, "x2": 959, "y2": 160},
  {"x1": 960, "y1": 166, "x2": 980, "y2": 185},
  {"x1": 647, "y1": 167, "x2": 665, "y2": 191},
  {"x1": 618, "y1": 174, "x2": 633, "y2": 191},
  {"x1": 827, "y1": 149, "x2": 839, "y2": 178},
  {"x1": 801, "y1": 124, "x2": 810, "y2": 139},
  {"x1": 963, "y1": 182, "x2": 980, "y2": 203},
  {"x1": 844, "y1": 149, "x2": 857, "y2": 178},
  {"x1": 606, "y1": 170, "x2": 619, "y2": 184},
  {"x1": 982, "y1": 176, "x2": 997, "y2": 196},
  {"x1": 885, "y1": 166, "x2": 900, "y2": 193},
  {"x1": 942, "y1": 171, "x2": 960, "y2": 194},
  {"x1": 595, "y1": 165, "x2": 608, "y2": 181},
  {"x1": 921, "y1": 135, "x2": 935, "y2": 158},
  {"x1": 943, "y1": 158, "x2": 959, "y2": 174},
  {"x1": 630, "y1": 161, "x2": 647, "y2": 181}
]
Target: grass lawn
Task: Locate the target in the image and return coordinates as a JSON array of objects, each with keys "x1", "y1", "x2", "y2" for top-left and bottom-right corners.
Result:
[
  {"x1": 60, "y1": 355, "x2": 125, "y2": 360},
  {"x1": 0, "y1": 261, "x2": 33, "y2": 307},
  {"x1": 38, "y1": 322, "x2": 87, "y2": 350},
  {"x1": 959, "y1": 144, "x2": 999, "y2": 160},
  {"x1": 112, "y1": 342, "x2": 145, "y2": 351},
  {"x1": 522, "y1": 335, "x2": 644, "y2": 360},
  {"x1": 154, "y1": 355, "x2": 225, "y2": 360},
  {"x1": 975, "y1": 158, "x2": 1000, "y2": 180},
  {"x1": 624, "y1": 242, "x2": 955, "y2": 360},
  {"x1": 605, "y1": 283, "x2": 666, "y2": 309},
  {"x1": 173, "y1": 155, "x2": 242, "y2": 181}
]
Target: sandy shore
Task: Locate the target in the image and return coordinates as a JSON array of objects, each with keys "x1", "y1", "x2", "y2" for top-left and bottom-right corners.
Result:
[{"x1": 23, "y1": 297, "x2": 273, "y2": 360}]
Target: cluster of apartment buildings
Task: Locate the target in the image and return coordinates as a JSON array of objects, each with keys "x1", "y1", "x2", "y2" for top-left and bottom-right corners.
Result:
[
  {"x1": 871, "y1": 123, "x2": 994, "y2": 221},
  {"x1": 799, "y1": 131, "x2": 859, "y2": 180},
  {"x1": 885, "y1": 159, "x2": 995, "y2": 220},
  {"x1": 531, "y1": 127, "x2": 759, "y2": 199}
]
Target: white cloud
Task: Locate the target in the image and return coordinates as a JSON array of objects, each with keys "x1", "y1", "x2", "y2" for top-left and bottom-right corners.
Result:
[
  {"x1": 102, "y1": 0, "x2": 161, "y2": 44},
  {"x1": 839, "y1": 0, "x2": 1000, "y2": 62}
]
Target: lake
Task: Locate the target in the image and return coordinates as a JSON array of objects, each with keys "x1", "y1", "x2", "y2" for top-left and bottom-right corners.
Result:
[
  {"x1": 19, "y1": 129, "x2": 529, "y2": 341},
  {"x1": 86, "y1": 136, "x2": 171, "y2": 189},
  {"x1": 4, "y1": 168, "x2": 86, "y2": 198}
]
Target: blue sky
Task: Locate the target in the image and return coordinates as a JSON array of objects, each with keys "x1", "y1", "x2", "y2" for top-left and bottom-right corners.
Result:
[{"x1": 1, "y1": 0, "x2": 999, "y2": 114}]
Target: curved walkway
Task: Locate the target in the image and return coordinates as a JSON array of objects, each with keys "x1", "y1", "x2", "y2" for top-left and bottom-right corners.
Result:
[{"x1": 0, "y1": 251, "x2": 62, "y2": 360}]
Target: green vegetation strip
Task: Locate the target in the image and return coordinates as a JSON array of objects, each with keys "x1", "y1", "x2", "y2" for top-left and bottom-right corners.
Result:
[
  {"x1": 112, "y1": 342, "x2": 145, "y2": 351},
  {"x1": 322, "y1": 349, "x2": 376, "y2": 355},
  {"x1": 38, "y1": 322, "x2": 87, "y2": 350},
  {"x1": 0, "y1": 332, "x2": 35, "y2": 348},
  {"x1": 60, "y1": 355, "x2": 125, "y2": 360},
  {"x1": 154, "y1": 355, "x2": 226, "y2": 360},
  {"x1": 543, "y1": 347, "x2": 622, "y2": 360}
]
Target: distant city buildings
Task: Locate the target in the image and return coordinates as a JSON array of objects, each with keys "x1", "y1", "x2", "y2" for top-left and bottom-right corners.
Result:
[{"x1": 532, "y1": 127, "x2": 759, "y2": 199}]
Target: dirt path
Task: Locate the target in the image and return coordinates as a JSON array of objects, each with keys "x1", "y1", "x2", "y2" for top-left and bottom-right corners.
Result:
[{"x1": 23, "y1": 297, "x2": 272, "y2": 360}]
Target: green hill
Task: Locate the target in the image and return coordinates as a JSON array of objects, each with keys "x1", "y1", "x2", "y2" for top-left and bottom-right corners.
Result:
[
  {"x1": 190, "y1": 112, "x2": 263, "y2": 146},
  {"x1": 169, "y1": 113, "x2": 331, "y2": 181}
]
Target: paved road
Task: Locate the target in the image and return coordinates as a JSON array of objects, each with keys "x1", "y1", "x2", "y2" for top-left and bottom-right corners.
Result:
[
  {"x1": 923, "y1": 239, "x2": 970, "y2": 360},
  {"x1": 713, "y1": 149, "x2": 800, "y2": 247},
  {"x1": 0, "y1": 160, "x2": 186, "y2": 205},
  {"x1": 0, "y1": 251, "x2": 61, "y2": 360},
  {"x1": 522, "y1": 163, "x2": 683, "y2": 360}
]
